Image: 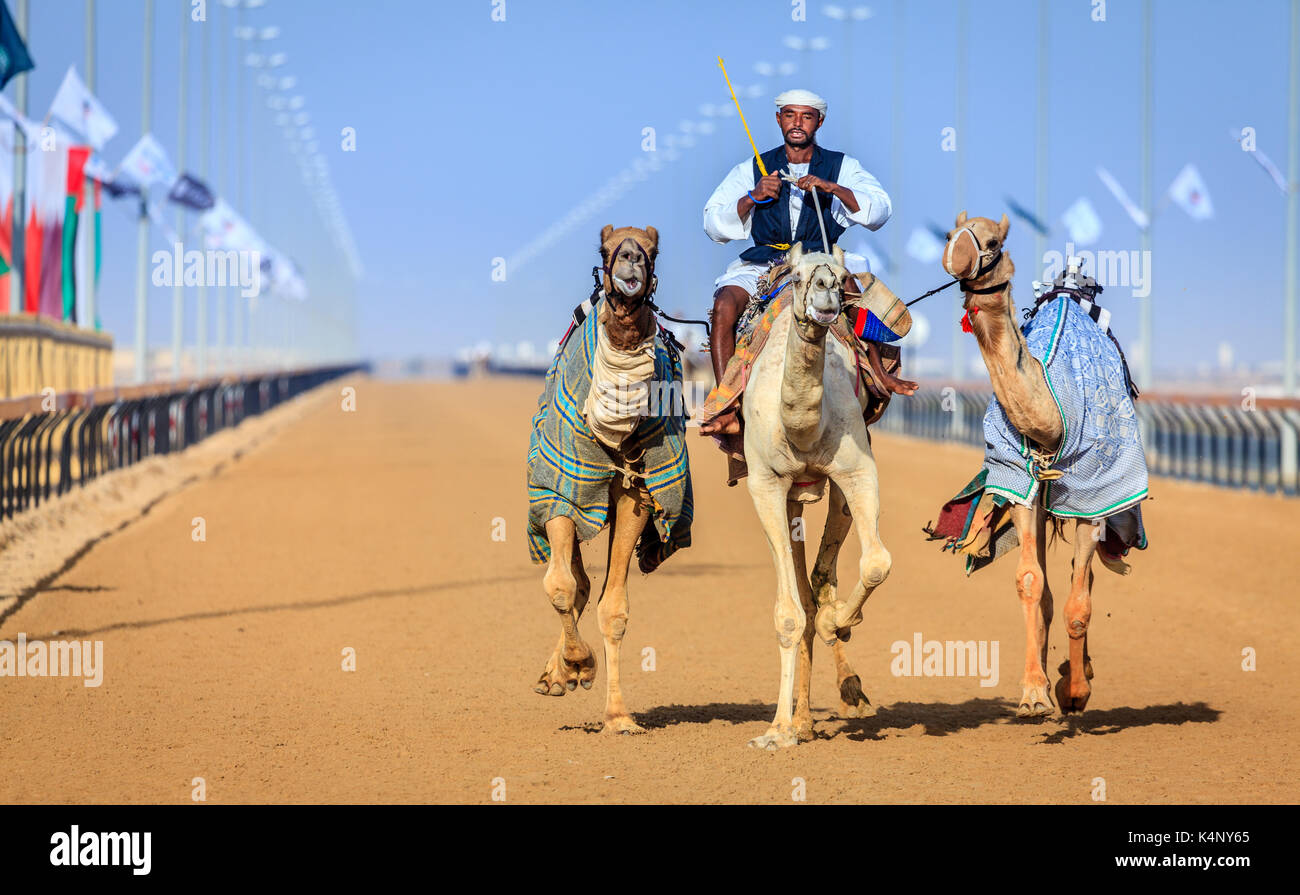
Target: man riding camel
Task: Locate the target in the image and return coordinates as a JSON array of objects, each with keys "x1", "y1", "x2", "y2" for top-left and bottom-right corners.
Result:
[{"x1": 700, "y1": 88, "x2": 915, "y2": 436}]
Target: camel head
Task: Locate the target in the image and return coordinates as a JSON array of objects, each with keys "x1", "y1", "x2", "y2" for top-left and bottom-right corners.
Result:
[
  {"x1": 599, "y1": 225, "x2": 658, "y2": 304},
  {"x1": 942, "y1": 211, "x2": 1015, "y2": 313},
  {"x1": 787, "y1": 241, "x2": 848, "y2": 329},
  {"x1": 598, "y1": 225, "x2": 658, "y2": 350}
]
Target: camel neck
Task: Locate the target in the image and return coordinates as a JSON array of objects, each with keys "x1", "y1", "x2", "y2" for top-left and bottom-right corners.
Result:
[
  {"x1": 780, "y1": 313, "x2": 827, "y2": 450},
  {"x1": 966, "y1": 283, "x2": 1061, "y2": 451}
]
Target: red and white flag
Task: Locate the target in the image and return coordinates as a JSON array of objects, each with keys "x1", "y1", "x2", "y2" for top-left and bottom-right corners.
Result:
[{"x1": 1167, "y1": 163, "x2": 1214, "y2": 220}]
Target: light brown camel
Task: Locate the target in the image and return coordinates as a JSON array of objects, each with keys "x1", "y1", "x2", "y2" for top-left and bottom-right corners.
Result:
[
  {"x1": 940, "y1": 211, "x2": 1098, "y2": 717},
  {"x1": 533, "y1": 225, "x2": 662, "y2": 734},
  {"x1": 742, "y1": 241, "x2": 893, "y2": 749}
]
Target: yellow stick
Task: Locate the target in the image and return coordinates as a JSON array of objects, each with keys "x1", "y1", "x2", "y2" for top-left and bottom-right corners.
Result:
[{"x1": 717, "y1": 56, "x2": 768, "y2": 177}]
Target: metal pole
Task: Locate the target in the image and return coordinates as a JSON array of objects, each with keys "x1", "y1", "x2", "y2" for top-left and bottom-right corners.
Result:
[
  {"x1": 135, "y1": 0, "x2": 155, "y2": 383},
  {"x1": 83, "y1": 0, "x2": 96, "y2": 332},
  {"x1": 1138, "y1": 0, "x2": 1154, "y2": 391},
  {"x1": 9, "y1": 0, "x2": 27, "y2": 318},
  {"x1": 217, "y1": 1, "x2": 228, "y2": 373},
  {"x1": 173, "y1": 1, "x2": 188, "y2": 380},
  {"x1": 952, "y1": 0, "x2": 967, "y2": 382},
  {"x1": 197, "y1": 0, "x2": 210, "y2": 376},
  {"x1": 1035, "y1": 0, "x2": 1049, "y2": 279},
  {"x1": 234, "y1": 3, "x2": 245, "y2": 372},
  {"x1": 1285, "y1": 0, "x2": 1299, "y2": 396},
  {"x1": 890, "y1": 0, "x2": 903, "y2": 279}
]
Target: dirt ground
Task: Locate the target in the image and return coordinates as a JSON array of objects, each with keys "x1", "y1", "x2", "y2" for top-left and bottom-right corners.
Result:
[{"x1": 0, "y1": 376, "x2": 1296, "y2": 804}]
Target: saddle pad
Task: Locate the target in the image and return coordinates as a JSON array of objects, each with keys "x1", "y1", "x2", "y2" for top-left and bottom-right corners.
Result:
[
  {"x1": 526, "y1": 296, "x2": 693, "y2": 574},
  {"x1": 983, "y1": 295, "x2": 1150, "y2": 522}
]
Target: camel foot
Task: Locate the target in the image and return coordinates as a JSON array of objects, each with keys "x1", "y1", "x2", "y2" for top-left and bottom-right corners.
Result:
[
  {"x1": 793, "y1": 712, "x2": 815, "y2": 742},
  {"x1": 837, "y1": 675, "x2": 872, "y2": 718},
  {"x1": 1056, "y1": 660, "x2": 1093, "y2": 714},
  {"x1": 533, "y1": 643, "x2": 596, "y2": 697},
  {"x1": 601, "y1": 715, "x2": 646, "y2": 735},
  {"x1": 1016, "y1": 683, "x2": 1054, "y2": 718},
  {"x1": 814, "y1": 602, "x2": 860, "y2": 644},
  {"x1": 748, "y1": 725, "x2": 800, "y2": 751}
]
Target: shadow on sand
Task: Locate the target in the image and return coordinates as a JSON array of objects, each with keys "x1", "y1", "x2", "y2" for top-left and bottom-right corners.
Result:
[{"x1": 563, "y1": 697, "x2": 1222, "y2": 742}]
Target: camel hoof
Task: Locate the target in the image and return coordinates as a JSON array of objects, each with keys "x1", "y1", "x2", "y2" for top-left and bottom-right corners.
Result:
[
  {"x1": 1055, "y1": 663, "x2": 1093, "y2": 714},
  {"x1": 748, "y1": 727, "x2": 799, "y2": 750},
  {"x1": 814, "y1": 604, "x2": 841, "y2": 644},
  {"x1": 601, "y1": 716, "x2": 646, "y2": 735},
  {"x1": 837, "y1": 675, "x2": 872, "y2": 718},
  {"x1": 1016, "y1": 684, "x2": 1054, "y2": 718},
  {"x1": 534, "y1": 644, "x2": 596, "y2": 697}
]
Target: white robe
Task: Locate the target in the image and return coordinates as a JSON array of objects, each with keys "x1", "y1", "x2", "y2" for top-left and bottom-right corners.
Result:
[{"x1": 702, "y1": 153, "x2": 892, "y2": 294}]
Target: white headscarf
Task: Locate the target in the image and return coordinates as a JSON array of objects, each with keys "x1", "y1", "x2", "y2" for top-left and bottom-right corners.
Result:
[{"x1": 774, "y1": 89, "x2": 827, "y2": 117}]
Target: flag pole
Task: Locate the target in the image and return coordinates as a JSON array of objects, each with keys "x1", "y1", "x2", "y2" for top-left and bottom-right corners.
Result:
[
  {"x1": 135, "y1": 0, "x2": 155, "y2": 383},
  {"x1": 1137, "y1": 0, "x2": 1154, "y2": 391},
  {"x1": 9, "y1": 0, "x2": 27, "y2": 319},
  {"x1": 83, "y1": 0, "x2": 97, "y2": 333},
  {"x1": 952, "y1": 0, "x2": 967, "y2": 383},
  {"x1": 1034, "y1": 0, "x2": 1049, "y2": 285},
  {"x1": 1285, "y1": 0, "x2": 1299, "y2": 396},
  {"x1": 173, "y1": 0, "x2": 188, "y2": 380},
  {"x1": 197, "y1": 0, "x2": 210, "y2": 376}
]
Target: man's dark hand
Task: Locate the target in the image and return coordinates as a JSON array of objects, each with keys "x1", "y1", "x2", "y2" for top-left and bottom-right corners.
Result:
[
  {"x1": 795, "y1": 174, "x2": 837, "y2": 195},
  {"x1": 752, "y1": 172, "x2": 782, "y2": 201}
]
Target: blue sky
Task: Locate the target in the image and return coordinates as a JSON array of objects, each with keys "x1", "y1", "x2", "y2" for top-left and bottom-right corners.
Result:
[{"x1": 10, "y1": 0, "x2": 1298, "y2": 380}]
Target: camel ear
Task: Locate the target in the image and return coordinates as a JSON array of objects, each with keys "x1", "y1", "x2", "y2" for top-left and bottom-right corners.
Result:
[
  {"x1": 955, "y1": 210, "x2": 968, "y2": 227},
  {"x1": 788, "y1": 241, "x2": 803, "y2": 268},
  {"x1": 998, "y1": 213, "x2": 1010, "y2": 240},
  {"x1": 832, "y1": 244, "x2": 845, "y2": 268},
  {"x1": 644, "y1": 226, "x2": 659, "y2": 255},
  {"x1": 600, "y1": 225, "x2": 614, "y2": 245}
]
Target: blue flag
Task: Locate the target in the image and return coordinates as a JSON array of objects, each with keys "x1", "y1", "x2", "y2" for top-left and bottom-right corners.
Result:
[{"x1": 0, "y1": 1, "x2": 34, "y2": 91}]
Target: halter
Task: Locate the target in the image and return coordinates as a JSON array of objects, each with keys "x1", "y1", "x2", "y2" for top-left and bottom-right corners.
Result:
[{"x1": 903, "y1": 226, "x2": 1006, "y2": 309}]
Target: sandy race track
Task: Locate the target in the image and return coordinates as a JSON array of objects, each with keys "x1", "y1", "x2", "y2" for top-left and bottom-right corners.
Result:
[{"x1": 0, "y1": 376, "x2": 1296, "y2": 804}]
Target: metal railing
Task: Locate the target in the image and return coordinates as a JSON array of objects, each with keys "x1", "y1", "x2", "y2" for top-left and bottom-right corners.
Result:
[
  {"x1": 0, "y1": 364, "x2": 367, "y2": 521},
  {"x1": 875, "y1": 386, "x2": 1300, "y2": 497}
]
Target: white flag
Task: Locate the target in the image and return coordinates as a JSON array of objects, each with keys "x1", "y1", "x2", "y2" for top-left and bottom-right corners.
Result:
[
  {"x1": 1096, "y1": 167, "x2": 1149, "y2": 230},
  {"x1": 1061, "y1": 197, "x2": 1103, "y2": 246},
  {"x1": 117, "y1": 133, "x2": 177, "y2": 190},
  {"x1": 905, "y1": 227, "x2": 944, "y2": 264},
  {"x1": 48, "y1": 66, "x2": 119, "y2": 150},
  {"x1": 1168, "y1": 163, "x2": 1214, "y2": 220}
]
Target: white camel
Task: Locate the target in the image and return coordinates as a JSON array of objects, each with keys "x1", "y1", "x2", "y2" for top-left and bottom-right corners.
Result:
[{"x1": 742, "y1": 241, "x2": 894, "y2": 749}]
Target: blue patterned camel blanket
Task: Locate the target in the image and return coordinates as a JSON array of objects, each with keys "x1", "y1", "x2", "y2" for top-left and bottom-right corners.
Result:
[
  {"x1": 983, "y1": 294, "x2": 1149, "y2": 522},
  {"x1": 526, "y1": 297, "x2": 693, "y2": 573}
]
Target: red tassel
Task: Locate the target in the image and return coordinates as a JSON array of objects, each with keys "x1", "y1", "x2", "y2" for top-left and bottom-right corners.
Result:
[{"x1": 960, "y1": 306, "x2": 980, "y2": 333}]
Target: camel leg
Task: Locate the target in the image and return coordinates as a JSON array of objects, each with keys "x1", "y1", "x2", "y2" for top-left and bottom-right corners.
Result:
[
  {"x1": 747, "y1": 472, "x2": 806, "y2": 750},
  {"x1": 596, "y1": 478, "x2": 652, "y2": 734},
  {"x1": 788, "y1": 500, "x2": 817, "y2": 742},
  {"x1": 1011, "y1": 504, "x2": 1053, "y2": 717},
  {"x1": 1056, "y1": 519, "x2": 1099, "y2": 713},
  {"x1": 810, "y1": 481, "x2": 871, "y2": 717},
  {"x1": 535, "y1": 517, "x2": 596, "y2": 696},
  {"x1": 814, "y1": 467, "x2": 891, "y2": 644}
]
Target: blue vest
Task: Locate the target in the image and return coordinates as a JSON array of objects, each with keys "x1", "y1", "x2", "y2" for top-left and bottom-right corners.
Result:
[{"x1": 740, "y1": 144, "x2": 847, "y2": 264}]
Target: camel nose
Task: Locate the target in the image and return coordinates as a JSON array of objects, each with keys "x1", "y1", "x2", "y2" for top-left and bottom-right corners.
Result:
[{"x1": 811, "y1": 287, "x2": 839, "y2": 315}]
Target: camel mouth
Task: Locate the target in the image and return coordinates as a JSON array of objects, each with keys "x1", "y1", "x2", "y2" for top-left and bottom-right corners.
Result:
[
  {"x1": 613, "y1": 275, "x2": 643, "y2": 297},
  {"x1": 807, "y1": 307, "x2": 839, "y2": 326}
]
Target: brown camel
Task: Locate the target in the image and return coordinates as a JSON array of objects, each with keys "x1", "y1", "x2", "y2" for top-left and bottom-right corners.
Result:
[
  {"x1": 940, "y1": 212, "x2": 1101, "y2": 717},
  {"x1": 533, "y1": 225, "x2": 664, "y2": 734}
]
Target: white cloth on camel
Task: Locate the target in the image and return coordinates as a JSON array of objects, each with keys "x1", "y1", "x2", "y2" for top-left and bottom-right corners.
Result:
[{"x1": 582, "y1": 320, "x2": 657, "y2": 450}]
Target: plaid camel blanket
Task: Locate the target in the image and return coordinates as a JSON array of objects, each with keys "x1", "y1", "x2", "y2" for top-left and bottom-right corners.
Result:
[{"x1": 526, "y1": 297, "x2": 693, "y2": 573}]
